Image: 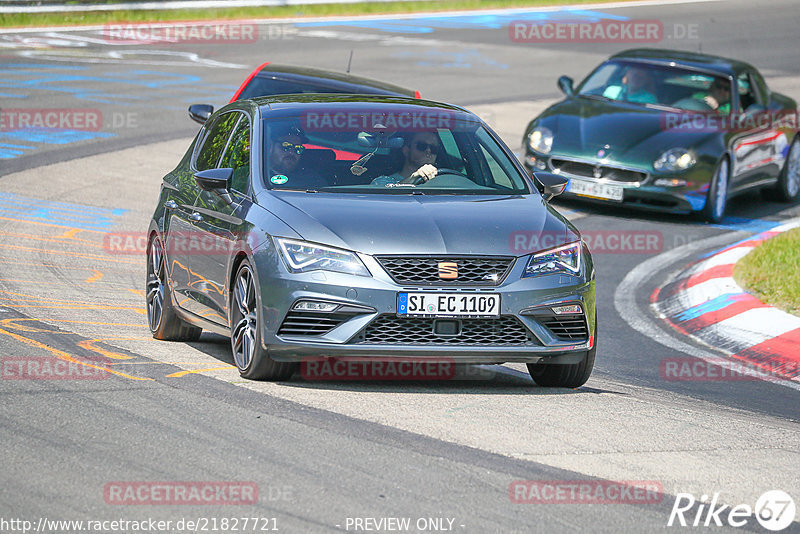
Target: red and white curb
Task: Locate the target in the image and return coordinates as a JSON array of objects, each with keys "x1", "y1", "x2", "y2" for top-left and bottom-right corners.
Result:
[{"x1": 651, "y1": 219, "x2": 800, "y2": 383}]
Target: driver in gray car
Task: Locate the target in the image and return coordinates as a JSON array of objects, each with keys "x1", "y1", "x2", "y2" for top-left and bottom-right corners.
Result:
[{"x1": 371, "y1": 131, "x2": 440, "y2": 186}]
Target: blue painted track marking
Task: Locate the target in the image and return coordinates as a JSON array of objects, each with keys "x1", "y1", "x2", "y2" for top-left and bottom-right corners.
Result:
[
  {"x1": 0, "y1": 192, "x2": 127, "y2": 230},
  {"x1": 295, "y1": 9, "x2": 628, "y2": 34}
]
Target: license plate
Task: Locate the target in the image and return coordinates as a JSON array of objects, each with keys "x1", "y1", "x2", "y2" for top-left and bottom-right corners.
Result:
[
  {"x1": 398, "y1": 292, "x2": 500, "y2": 318},
  {"x1": 567, "y1": 179, "x2": 623, "y2": 202}
]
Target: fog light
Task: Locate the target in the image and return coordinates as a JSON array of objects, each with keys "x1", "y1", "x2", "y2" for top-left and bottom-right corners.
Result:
[
  {"x1": 653, "y1": 178, "x2": 689, "y2": 188},
  {"x1": 551, "y1": 304, "x2": 582, "y2": 315},
  {"x1": 293, "y1": 300, "x2": 339, "y2": 312}
]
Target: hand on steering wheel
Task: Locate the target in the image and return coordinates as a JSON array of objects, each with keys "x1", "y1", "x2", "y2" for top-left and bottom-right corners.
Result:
[
  {"x1": 408, "y1": 164, "x2": 438, "y2": 185},
  {"x1": 410, "y1": 165, "x2": 468, "y2": 185}
]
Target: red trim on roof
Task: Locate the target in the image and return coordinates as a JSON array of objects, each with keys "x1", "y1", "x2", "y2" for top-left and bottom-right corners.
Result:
[
  {"x1": 230, "y1": 62, "x2": 271, "y2": 103},
  {"x1": 414, "y1": 90, "x2": 421, "y2": 99}
]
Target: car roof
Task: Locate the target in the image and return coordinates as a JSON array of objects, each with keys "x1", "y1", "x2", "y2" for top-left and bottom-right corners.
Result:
[
  {"x1": 609, "y1": 48, "x2": 756, "y2": 76},
  {"x1": 252, "y1": 63, "x2": 418, "y2": 98},
  {"x1": 248, "y1": 93, "x2": 476, "y2": 119}
]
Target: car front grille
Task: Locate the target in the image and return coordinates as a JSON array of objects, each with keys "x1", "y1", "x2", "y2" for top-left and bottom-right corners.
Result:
[
  {"x1": 277, "y1": 311, "x2": 353, "y2": 336},
  {"x1": 356, "y1": 315, "x2": 536, "y2": 345},
  {"x1": 375, "y1": 256, "x2": 514, "y2": 286},
  {"x1": 550, "y1": 159, "x2": 647, "y2": 184},
  {"x1": 538, "y1": 313, "x2": 588, "y2": 341}
]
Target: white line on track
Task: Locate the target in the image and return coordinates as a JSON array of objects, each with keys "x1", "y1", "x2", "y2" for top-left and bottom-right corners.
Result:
[{"x1": 613, "y1": 230, "x2": 800, "y2": 392}]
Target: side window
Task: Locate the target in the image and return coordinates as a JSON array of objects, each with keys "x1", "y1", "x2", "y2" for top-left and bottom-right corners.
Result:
[
  {"x1": 195, "y1": 112, "x2": 239, "y2": 171},
  {"x1": 220, "y1": 116, "x2": 251, "y2": 194}
]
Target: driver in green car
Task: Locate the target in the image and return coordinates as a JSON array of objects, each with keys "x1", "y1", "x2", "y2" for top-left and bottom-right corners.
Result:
[
  {"x1": 603, "y1": 66, "x2": 658, "y2": 104},
  {"x1": 693, "y1": 78, "x2": 732, "y2": 114},
  {"x1": 371, "y1": 131, "x2": 440, "y2": 186}
]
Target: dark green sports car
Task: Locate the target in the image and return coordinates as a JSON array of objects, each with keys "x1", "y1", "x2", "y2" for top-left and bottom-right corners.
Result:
[{"x1": 522, "y1": 49, "x2": 800, "y2": 222}]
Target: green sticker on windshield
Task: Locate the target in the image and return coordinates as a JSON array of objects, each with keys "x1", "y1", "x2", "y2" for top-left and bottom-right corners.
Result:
[{"x1": 271, "y1": 174, "x2": 288, "y2": 185}]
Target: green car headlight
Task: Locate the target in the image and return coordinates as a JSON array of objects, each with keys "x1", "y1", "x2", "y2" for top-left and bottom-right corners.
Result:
[
  {"x1": 654, "y1": 148, "x2": 696, "y2": 172},
  {"x1": 528, "y1": 126, "x2": 554, "y2": 154},
  {"x1": 275, "y1": 238, "x2": 370, "y2": 277},
  {"x1": 523, "y1": 241, "x2": 581, "y2": 278}
]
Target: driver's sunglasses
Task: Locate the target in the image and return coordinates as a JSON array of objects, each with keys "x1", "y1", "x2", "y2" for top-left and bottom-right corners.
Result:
[
  {"x1": 414, "y1": 141, "x2": 440, "y2": 154},
  {"x1": 280, "y1": 141, "x2": 305, "y2": 155},
  {"x1": 711, "y1": 83, "x2": 729, "y2": 92}
]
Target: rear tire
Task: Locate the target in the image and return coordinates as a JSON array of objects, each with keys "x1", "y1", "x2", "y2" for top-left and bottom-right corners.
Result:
[
  {"x1": 762, "y1": 136, "x2": 800, "y2": 202},
  {"x1": 702, "y1": 156, "x2": 730, "y2": 223},
  {"x1": 527, "y1": 317, "x2": 597, "y2": 388},
  {"x1": 230, "y1": 260, "x2": 296, "y2": 381},
  {"x1": 146, "y1": 234, "x2": 202, "y2": 341}
]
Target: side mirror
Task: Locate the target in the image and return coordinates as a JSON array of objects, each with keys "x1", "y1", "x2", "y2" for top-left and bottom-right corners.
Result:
[
  {"x1": 194, "y1": 168, "x2": 232, "y2": 191},
  {"x1": 557, "y1": 75, "x2": 574, "y2": 97},
  {"x1": 533, "y1": 171, "x2": 568, "y2": 201},
  {"x1": 188, "y1": 104, "x2": 214, "y2": 125}
]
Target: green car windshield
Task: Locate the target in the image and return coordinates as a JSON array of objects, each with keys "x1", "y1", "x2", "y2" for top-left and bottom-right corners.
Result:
[
  {"x1": 261, "y1": 115, "x2": 531, "y2": 195},
  {"x1": 577, "y1": 60, "x2": 733, "y2": 114}
]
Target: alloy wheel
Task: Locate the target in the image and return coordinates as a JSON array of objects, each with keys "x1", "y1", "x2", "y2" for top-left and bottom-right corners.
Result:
[
  {"x1": 146, "y1": 236, "x2": 166, "y2": 332},
  {"x1": 232, "y1": 265, "x2": 258, "y2": 371}
]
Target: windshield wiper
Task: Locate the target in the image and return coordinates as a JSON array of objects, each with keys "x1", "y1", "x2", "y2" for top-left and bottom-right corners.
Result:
[{"x1": 581, "y1": 94, "x2": 615, "y2": 102}]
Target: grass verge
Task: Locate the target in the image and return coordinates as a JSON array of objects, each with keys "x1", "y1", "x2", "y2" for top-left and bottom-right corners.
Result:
[
  {"x1": 733, "y1": 227, "x2": 800, "y2": 316},
  {"x1": 2, "y1": 0, "x2": 627, "y2": 28}
]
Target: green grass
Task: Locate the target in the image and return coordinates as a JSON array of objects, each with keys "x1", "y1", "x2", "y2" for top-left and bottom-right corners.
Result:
[
  {"x1": 1, "y1": 0, "x2": 630, "y2": 28},
  {"x1": 734, "y1": 227, "x2": 800, "y2": 316}
]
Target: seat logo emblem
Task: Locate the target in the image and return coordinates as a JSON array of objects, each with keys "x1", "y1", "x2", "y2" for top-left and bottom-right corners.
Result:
[
  {"x1": 438, "y1": 262, "x2": 458, "y2": 279},
  {"x1": 593, "y1": 165, "x2": 603, "y2": 179}
]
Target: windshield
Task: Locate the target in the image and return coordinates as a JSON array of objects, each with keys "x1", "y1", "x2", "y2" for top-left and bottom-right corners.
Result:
[
  {"x1": 577, "y1": 60, "x2": 733, "y2": 114},
  {"x1": 261, "y1": 113, "x2": 531, "y2": 195}
]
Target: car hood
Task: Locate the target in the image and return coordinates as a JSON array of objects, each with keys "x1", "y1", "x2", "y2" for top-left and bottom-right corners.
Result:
[
  {"x1": 260, "y1": 192, "x2": 569, "y2": 256},
  {"x1": 538, "y1": 97, "x2": 714, "y2": 160}
]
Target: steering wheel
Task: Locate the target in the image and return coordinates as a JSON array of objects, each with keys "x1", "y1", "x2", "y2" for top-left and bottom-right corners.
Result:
[{"x1": 412, "y1": 167, "x2": 468, "y2": 185}]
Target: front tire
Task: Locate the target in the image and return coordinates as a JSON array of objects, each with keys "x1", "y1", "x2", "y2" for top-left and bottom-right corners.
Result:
[
  {"x1": 763, "y1": 136, "x2": 800, "y2": 202},
  {"x1": 230, "y1": 261, "x2": 296, "y2": 381},
  {"x1": 702, "y1": 156, "x2": 730, "y2": 223},
  {"x1": 146, "y1": 234, "x2": 202, "y2": 341},
  {"x1": 527, "y1": 318, "x2": 596, "y2": 388}
]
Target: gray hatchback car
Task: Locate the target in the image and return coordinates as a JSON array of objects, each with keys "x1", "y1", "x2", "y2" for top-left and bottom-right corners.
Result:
[{"x1": 147, "y1": 95, "x2": 597, "y2": 387}]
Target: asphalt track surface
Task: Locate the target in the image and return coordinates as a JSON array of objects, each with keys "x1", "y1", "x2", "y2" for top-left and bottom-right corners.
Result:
[{"x1": 1, "y1": 1, "x2": 799, "y2": 532}]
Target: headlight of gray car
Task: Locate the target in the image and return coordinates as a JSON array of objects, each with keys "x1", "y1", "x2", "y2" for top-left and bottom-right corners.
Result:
[
  {"x1": 653, "y1": 148, "x2": 696, "y2": 172},
  {"x1": 527, "y1": 126, "x2": 554, "y2": 154},
  {"x1": 275, "y1": 238, "x2": 370, "y2": 277},
  {"x1": 523, "y1": 241, "x2": 581, "y2": 278}
]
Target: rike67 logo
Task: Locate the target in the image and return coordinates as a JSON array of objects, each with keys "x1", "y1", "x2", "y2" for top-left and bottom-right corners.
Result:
[{"x1": 668, "y1": 490, "x2": 796, "y2": 531}]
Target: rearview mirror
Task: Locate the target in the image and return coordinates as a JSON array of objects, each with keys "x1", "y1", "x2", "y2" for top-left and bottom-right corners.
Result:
[
  {"x1": 188, "y1": 104, "x2": 214, "y2": 125},
  {"x1": 357, "y1": 131, "x2": 404, "y2": 149},
  {"x1": 194, "y1": 168, "x2": 232, "y2": 191},
  {"x1": 557, "y1": 76, "x2": 574, "y2": 97},
  {"x1": 533, "y1": 172, "x2": 568, "y2": 201}
]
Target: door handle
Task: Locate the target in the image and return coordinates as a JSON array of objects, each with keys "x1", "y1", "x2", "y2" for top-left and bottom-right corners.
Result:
[
  {"x1": 189, "y1": 212, "x2": 204, "y2": 222},
  {"x1": 164, "y1": 200, "x2": 178, "y2": 209}
]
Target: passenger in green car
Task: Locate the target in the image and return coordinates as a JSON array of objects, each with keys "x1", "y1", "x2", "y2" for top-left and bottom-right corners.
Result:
[{"x1": 602, "y1": 67, "x2": 658, "y2": 104}]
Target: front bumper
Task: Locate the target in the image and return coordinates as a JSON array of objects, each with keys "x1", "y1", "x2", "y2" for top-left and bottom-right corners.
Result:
[
  {"x1": 252, "y1": 245, "x2": 596, "y2": 364},
  {"x1": 524, "y1": 152, "x2": 708, "y2": 213}
]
